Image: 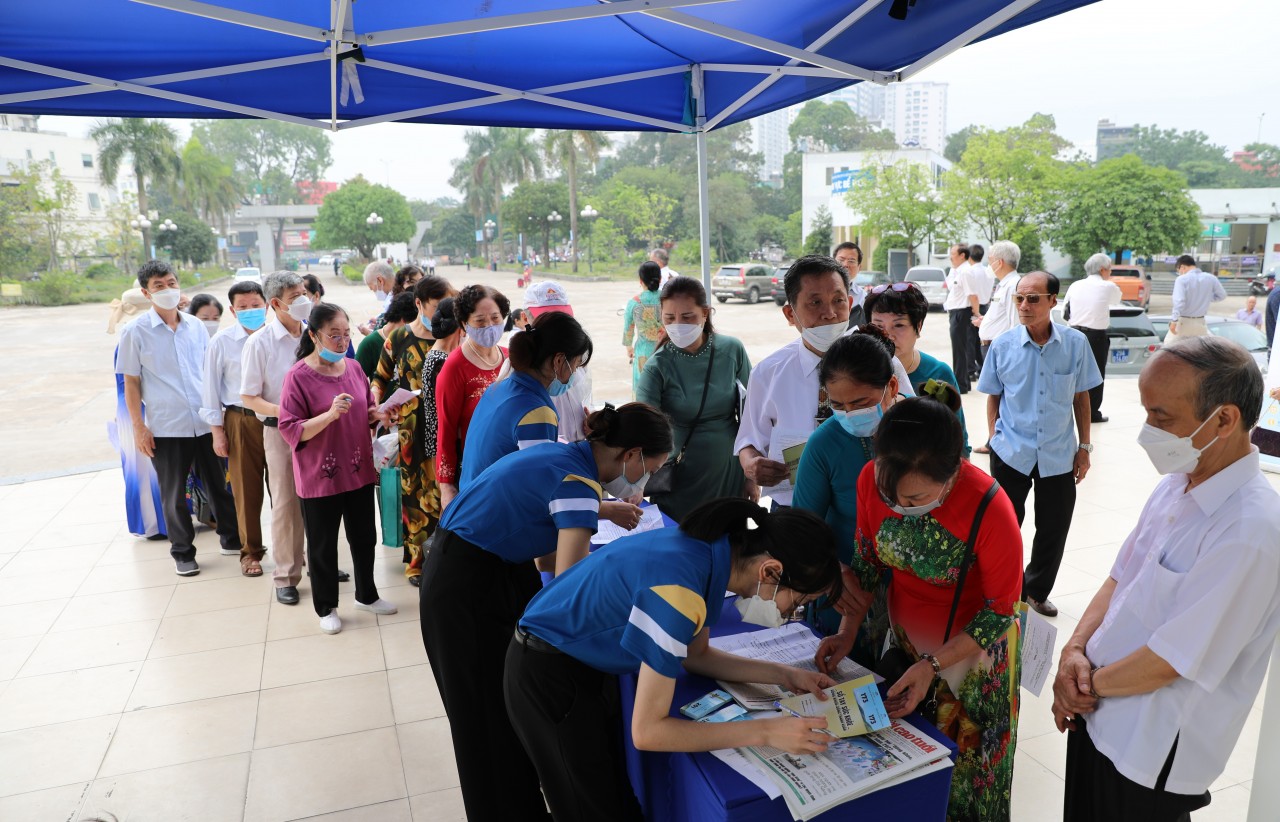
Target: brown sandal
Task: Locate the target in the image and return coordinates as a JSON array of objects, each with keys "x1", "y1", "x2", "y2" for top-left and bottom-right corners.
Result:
[{"x1": 242, "y1": 558, "x2": 263, "y2": 577}]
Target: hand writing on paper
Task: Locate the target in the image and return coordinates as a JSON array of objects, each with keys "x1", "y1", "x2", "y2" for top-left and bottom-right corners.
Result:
[{"x1": 760, "y1": 716, "x2": 832, "y2": 755}]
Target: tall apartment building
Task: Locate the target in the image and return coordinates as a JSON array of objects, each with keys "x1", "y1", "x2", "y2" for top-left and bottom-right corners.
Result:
[
  {"x1": 825, "y1": 83, "x2": 887, "y2": 127},
  {"x1": 882, "y1": 81, "x2": 947, "y2": 153},
  {"x1": 750, "y1": 107, "x2": 791, "y2": 185},
  {"x1": 1096, "y1": 119, "x2": 1137, "y2": 161}
]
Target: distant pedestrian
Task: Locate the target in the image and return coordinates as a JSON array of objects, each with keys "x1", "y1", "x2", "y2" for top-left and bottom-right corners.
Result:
[
  {"x1": 943, "y1": 244, "x2": 979, "y2": 393},
  {"x1": 1063, "y1": 253, "x2": 1122, "y2": 423},
  {"x1": 1167, "y1": 255, "x2": 1225, "y2": 341},
  {"x1": 622, "y1": 262, "x2": 664, "y2": 397},
  {"x1": 833, "y1": 242, "x2": 864, "y2": 328},
  {"x1": 650, "y1": 247, "x2": 679, "y2": 286},
  {"x1": 1237, "y1": 295, "x2": 1263, "y2": 330},
  {"x1": 967, "y1": 243, "x2": 993, "y2": 376}
]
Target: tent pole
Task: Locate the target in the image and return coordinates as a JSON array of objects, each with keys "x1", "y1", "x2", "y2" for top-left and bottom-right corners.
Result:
[
  {"x1": 694, "y1": 65, "x2": 711, "y2": 290},
  {"x1": 1248, "y1": 639, "x2": 1280, "y2": 821}
]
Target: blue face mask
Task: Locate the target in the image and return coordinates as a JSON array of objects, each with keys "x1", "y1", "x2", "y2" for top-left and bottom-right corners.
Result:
[
  {"x1": 237, "y1": 307, "x2": 267, "y2": 331},
  {"x1": 833, "y1": 387, "x2": 887, "y2": 438},
  {"x1": 317, "y1": 345, "x2": 345, "y2": 364},
  {"x1": 548, "y1": 370, "x2": 576, "y2": 397}
]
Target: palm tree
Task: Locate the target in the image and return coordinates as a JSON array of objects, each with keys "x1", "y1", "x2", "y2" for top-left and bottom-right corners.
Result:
[
  {"x1": 544, "y1": 130, "x2": 610, "y2": 273},
  {"x1": 90, "y1": 118, "x2": 180, "y2": 259},
  {"x1": 450, "y1": 132, "x2": 499, "y2": 259},
  {"x1": 179, "y1": 137, "x2": 240, "y2": 267}
]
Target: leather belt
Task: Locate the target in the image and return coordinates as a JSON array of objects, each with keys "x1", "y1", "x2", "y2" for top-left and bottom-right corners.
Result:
[
  {"x1": 514, "y1": 627, "x2": 561, "y2": 654},
  {"x1": 224, "y1": 405, "x2": 256, "y2": 417},
  {"x1": 262, "y1": 416, "x2": 279, "y2": 428}
]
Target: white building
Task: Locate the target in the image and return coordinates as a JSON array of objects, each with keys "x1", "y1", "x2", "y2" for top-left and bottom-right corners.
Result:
[
  {"x1": 883, "y1": 81, "x2": 948, "y2": 153},
  {"x1": 0, "y1": 114, "x2": 130, "y2": 255},
  {"x1": 749, "y1": 107, "x2": 790, "y2": 185}
]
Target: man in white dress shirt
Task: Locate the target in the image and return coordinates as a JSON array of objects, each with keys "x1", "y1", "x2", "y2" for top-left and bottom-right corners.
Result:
[
  {"x1": 116, "y1": 260, "x2": 241, "y2": 576},
  {"x1": 966, "y1": 243, "x2": 994, "y2": 378},
  {"x1": 1167, "y1": 255, "x2": 1225, "y2": 341},
  {"x1": 943, "y1": 244, "x2": 980, "y2": 393},
  {"x1": 201, "y1": 280, "x2": 269, "y2": 577},
  {"x1": 650, "y1": 248, "x2": 679, "y2": 287},
  {"x1": 1052, "y1": 337, "x2": 1280, "y2": 821},
  {"x1": 833, "y1": 242, "x2": 865, "y2": 329},
  {"x1": 1063, "y1": 253, "x2": 1123, "y2": 423}
]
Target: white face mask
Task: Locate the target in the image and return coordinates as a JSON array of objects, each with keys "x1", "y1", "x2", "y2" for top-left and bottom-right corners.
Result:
[
  {"x1": 202, "y1": 319, "x2": 220, "y2": 337},
  {"x1": 664, "y1": 323, "x2": 703, "y2": 349},
  {"x1": 602, "y1": 452, "x2": 649, "y2": 499},
  {"x1": 149, "y1": 288, "x2": 182, "y2": 310},
  {"x1": 735, "y1": 580, "x2": 786, "y2": 629},
  {"x1": 799, "y1": 319, "x2": 846, "y2": 353},
  {"x1": 1136, "y1": 406, "x2": 1221, "y2": 475},
  {"x1": 886, "y1": 474, "x2": 953, "y2": 518},
  {"x1": 286, "y1": 296, "x2": 313, "y2": 322}
]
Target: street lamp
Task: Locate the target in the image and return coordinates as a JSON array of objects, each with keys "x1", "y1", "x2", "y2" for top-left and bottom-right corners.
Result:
[
  {"x1": 580, "y1": 205, "x2": 598, "y2": 273},
  {"x1": 547, "y1": 211, "x2": 562, "y2": 267},
  {"x1": 129, "y1": 214, "x2": 153, "y2": 260},
  {"x1": 366, "y1": 212, "x2": 384, "y2": 259},
  {"x1": 484, "y1": 219, "x2": 496, "y2": 269}
]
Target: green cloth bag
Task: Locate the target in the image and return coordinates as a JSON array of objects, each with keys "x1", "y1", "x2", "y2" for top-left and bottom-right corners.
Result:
[{"x1": 378, "y1": 466, "x2": 403, "y2": 549}]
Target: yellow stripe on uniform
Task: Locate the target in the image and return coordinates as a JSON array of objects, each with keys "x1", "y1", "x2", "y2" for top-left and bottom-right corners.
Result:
[
  {"x1": 518, "y1": 406, "x2": 559, "y2": 426},
  {"x1": 650, "y1": 585, "x2": 707, "y2": 633},
  {"x1": 563, "y1": 473, "x2": 603, "y2": 499}
]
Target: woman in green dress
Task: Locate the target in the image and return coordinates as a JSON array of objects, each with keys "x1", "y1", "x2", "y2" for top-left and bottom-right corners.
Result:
[
  {"x1": 622, "y1": 261, "x2": 664, "y2": 397},
  {"x1": 371, "y1": 274, "x2": 454, "y2": 584},
  {"x1": 637, "y1": 276, "x2": 752, "y2": 521}
]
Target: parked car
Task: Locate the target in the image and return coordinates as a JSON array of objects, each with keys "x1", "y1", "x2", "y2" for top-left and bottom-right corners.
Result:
[
  {"x1": 852, "y1": 270, "x2": 891, "y2": 294},
  {"x1": 1148, "y1": 314, "x2": 1269, "y2": 371},
  {"x1": 1109, "y1": 265, "x2": 1151, "y2": 309},
  {"x1": 904, "y1": 266, "x2": 947, "y2": 309},
  {"x1": 317, "y1": 255, "x2": 334, "y2": 266},
  {"x1": 712, "y1": 263, "x2": 773, "y2": 304},
  {"x1": 234, "y1": 267, "x2": 262, "y2": 285},
  {"x1": 1053, "y1": 306, "x2": 1162, "y2": 375},
  {"x1": 771, "y1": 266, "x2": 787, "y2": 305}
]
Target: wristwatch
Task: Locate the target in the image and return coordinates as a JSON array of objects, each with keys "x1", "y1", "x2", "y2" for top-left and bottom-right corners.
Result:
[{"x1": 1078, "y1": 443, "x2": 1094, "y2": 453}]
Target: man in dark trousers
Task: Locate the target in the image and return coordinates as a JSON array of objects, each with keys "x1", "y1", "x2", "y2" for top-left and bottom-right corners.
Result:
[
  {"x1": 943, "y1": 243, "x2": 978, "y2": 392},
  {"x1": 1062, "y1": 253, "x2": 1122, "y2": 422}
]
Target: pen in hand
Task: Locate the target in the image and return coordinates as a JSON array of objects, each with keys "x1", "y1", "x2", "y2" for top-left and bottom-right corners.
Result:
[{"x1": 772, "y1": 701, "x2": 837, "y2": 738}]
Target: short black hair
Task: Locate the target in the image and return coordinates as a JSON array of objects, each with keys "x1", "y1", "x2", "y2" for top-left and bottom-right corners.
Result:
[
  {"x1": 137, "y1": 259, "x2": 175, "y2": 290},
  {"x1": 454, "y1": 284, "x2": 511, "y2": 325},
  {"x1": 951, "y1": 244, "x2": 970, "y2": 260},
  {"x1": 1176, "y1": 254, "x2": 1197, "y2": 268},
  {"x1": 187, "y1": 293, "x2": 222, "y2": 317},
  {"x1": 833, "y1": 241, "x2": 862, "y2": 265},
  {"x1": 383, "y1": 291, "x2": 419, "y2": 324},
  {"x1": 227, "y1": 280, "x2": 265, "y2": 304},
  {"x1": 873, "y1": 396, "x2": 964, "y2": 503},
  {"x1": 783, "y1": 255, "x2": 849, "y2": 306},
  {"x1": 864, "y1": 282, "x2": 930, "y2": 334},
  {"x1": 969, "y1": 243, "x2": 985, "y2": 263}
]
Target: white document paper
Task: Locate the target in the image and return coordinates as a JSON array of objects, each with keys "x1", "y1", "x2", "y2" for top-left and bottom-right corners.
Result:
[
  {"x1": 710, "y1": 623, "x2": 880, "y2": 711},
  {"x1": 1019, "y1": 603, "x2": 1058, "y2": 697},
  {"x1": 377, "y1": 387, "x2": 417, "y2": 412},
  {"x1": 591, "y1": 505, "x2": 665, "y2": 545},
  {"x1": 709, "y1": 746, "x2": 784, "y2": 799},
  {"x1": 763, "y1": 429, "x2": 810, "y2": 496}
]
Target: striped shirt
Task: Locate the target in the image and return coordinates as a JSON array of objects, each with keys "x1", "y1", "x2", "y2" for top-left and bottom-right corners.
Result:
[
  {"x1": 438, "y1": 440, "x2": 601, "y2": 563},
  {"x1": 459, "y1": 370, "x2": 559, "y2": 488}
]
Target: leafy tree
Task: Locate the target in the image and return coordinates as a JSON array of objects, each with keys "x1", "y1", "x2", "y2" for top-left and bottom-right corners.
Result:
[
  {"x1": 177, "y1": 137, "x2": 239, "y2": 258},
  {"x1": 782, "y1": 151, "x2": 803, "y2": 214},
  {"x1": 1049, "y1": 155, "x2": 1202, "y2": 264},
  {"x1": 8, "y1": 159, "x2": 79, "y2": 272},
  {"x1": 871, "y1": 234, "x2": 907, "y2": 272},
  {"x1": 612, "y1": 122, "x2": 760, "y2": 181},
  {"x1": 788, "y1": 100, "x2": 896, "y2": 152},
  {"x1": 944, "y1": 125, "x2": 981, "y2": 164},
  {"x1": 707, "y1": 173, "x2": 755, "y2": 262},
  {"x1": 313, "y1": 175, "x2": 415, "y2": 260},
  {"x1": 544, "y1": 130, "x2": 610, "y2": 273},
  {"x1": 783, "y1": 211, "x2": 804, "y2": 259},
  {"x1": 434, "y1": 207, "x2": 477, "y2": 259},
  {"x1": 1239, "y1": 142, "x2": 1280, "y2": 181},
  {"x1": 90, "y1": 118, "x2": 181, "y2": 256},
  {"x1": 804, "y1": 205, "x2": 833, "y2": 256},
  {"x1": 155, "y1": 210, "x2": 217, "y2": 266},
  {"x1": 502, "y1": 180, "x2": 569, "y2": 262},
  {"x1": 453, "y1": 128, "x2": 544, "y2": 261},
  {"x1": 750, "y1": 213, "x2": 786, "y2": 249},
  {"x1": 846, "y1": 159, "x2": 956, "y2": 266},
  {"x1": 604, "y1": 182, "x2": 677, "y2": 251}
]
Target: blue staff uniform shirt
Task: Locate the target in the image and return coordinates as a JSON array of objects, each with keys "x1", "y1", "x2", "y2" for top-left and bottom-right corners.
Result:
[
  {"x1": 459, "y1": 371, "x2": 559, "y2": 487},
  {"x1": 439, "y1": 440, "x2": 600, "y2": 563},
  {"x1": 520, "y1": 529, "x2": 733, "y2": 677},
  {"x1": 977, "y1": 322, "x2": 1101, "y2": 477}
]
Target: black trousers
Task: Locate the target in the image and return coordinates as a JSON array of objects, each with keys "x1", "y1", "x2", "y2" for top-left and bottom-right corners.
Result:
[
  {"x1": 504, "y1": 637, "x2": 644, "y2": 822},
  {"x1": 152, "y1": 434, "x2": 240, "y2": 562},
  {"x1": 989, "y1": 450, "x2": 1076, "y2": 602},
  {"x1": 298, "y1": 485, "x2": 379, "y2": 617},
  {"x1": 969, "y1": 302, "x2": 989, "y2": 376},
  {"x1": 418, "y1": 529, "x2": 550, "y2": 822},
  {"x1": 1064, "y1": 716, "x2": 1210, "y2": 822},
  {"x1": 1077, "y1": 326, "x2": 1110, "y2": 417},
  {"x1": 948, "y1": 308, "x2": 974, "y2": 392}
]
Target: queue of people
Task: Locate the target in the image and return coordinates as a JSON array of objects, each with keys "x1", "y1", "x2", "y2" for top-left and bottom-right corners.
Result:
[{"x1": 106, "y1": 250, "x2": 1280, "y2": 822}]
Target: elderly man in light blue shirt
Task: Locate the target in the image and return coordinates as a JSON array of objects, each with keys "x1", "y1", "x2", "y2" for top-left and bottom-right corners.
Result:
[
  {"x1": 1168, "y1": 254, "x2": 1225, "y2": 340},
  {"x1": 979, "y1": 271, "x2": 1101, "y2": 618}
]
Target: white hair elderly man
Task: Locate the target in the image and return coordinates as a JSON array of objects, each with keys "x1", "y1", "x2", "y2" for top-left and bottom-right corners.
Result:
[
  {"x1": 649, "y1": 247, "x2": 679, "y2": 286},
  {"x1": 973, "y1": 239, "x2": 1021, "y2": 454},
  {"x1": 358, "y1": 260, "x2": 395, "y2": 335},
  {"x1": 1062, "y1": 253, "x2": 1122, "y2": 423},
  {"x1": 1054, "y1": 337, "x2": 1280, "y2": 822}
]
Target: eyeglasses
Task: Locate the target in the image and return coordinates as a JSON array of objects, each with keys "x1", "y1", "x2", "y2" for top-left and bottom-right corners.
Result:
[
  {"x1": 870, "y1": 282, "x2": 920, "y2": 295},
  {"x1": 321, "y1": 332, "x2": 351, "y2": 343},
  {"x1": 1012, "y1": 293, "x2": 1053, "y2": 305}
]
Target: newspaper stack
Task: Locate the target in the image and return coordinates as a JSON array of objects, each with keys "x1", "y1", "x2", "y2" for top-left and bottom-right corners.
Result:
[{"x1": 710, "y1": 623, "x2": 879, "y2": 711}]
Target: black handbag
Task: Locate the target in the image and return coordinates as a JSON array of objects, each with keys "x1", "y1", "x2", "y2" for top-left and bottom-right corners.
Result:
[
  {"x1": 646, "y1": 338, "x2": 716, "y2": 496},
  {"x1": 875, "y1": 479, "x2": 1000, "y2": 719}
]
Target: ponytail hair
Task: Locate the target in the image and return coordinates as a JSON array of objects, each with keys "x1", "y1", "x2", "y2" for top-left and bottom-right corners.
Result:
[
  {"x1": 508, "y1": 311, "x2": 594, "y2": 373},
  {"x1": 638, "y1": 261, "x2": 662, "y2": 292},
  {"x1": 681, "y1": 498, "x2": 842, "y2": 600},
  {"x1": 295, "y1": 302, "x2": 349, "y2": 361},
  {"x1": 872, "y1": 395, "x2": 963, "y2": 503},
  {"x1": 584, "y1": 402, "x2": 673, "y2": 457}
]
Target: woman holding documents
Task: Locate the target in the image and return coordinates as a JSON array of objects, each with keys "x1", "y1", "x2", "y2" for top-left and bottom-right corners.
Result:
[
  {"x1": 506, "y1": 497, "x2": 844, "y2": 822},
  {"x1": 825, "y1": 396, "x2": 1022, "y2": 822},
  {"x1": 636, "y1": 276, "x2": 753, "y2": 521},
  {"x1": 419, "y1": 402, "x2": 672, "y2": 822}
]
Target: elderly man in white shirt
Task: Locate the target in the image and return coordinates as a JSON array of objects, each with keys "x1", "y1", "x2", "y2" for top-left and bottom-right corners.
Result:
[
  {"x1": 943, "y1": 243, "x2": 980, "y2": 393},
  {"x1": 972, "y1": 240, "x2": 1021, "y2": 455},
  {"x1": 1052, "y1": 336, "x2": 1280, "y2": 821},
  {"x1": 1063, "y1": 253, "x2": 1123, "y2": 423},
  {"x1": 735, "y1": 254, "x2": 911, "y2": 508},
  {"x1": 117, "y1": 260, "x2": 241, "y2": 576},
  {"x1": 201, "y1": 280, "x2": 270, "y2": 577},
  {"x1": 1167, "y1": 254, "x2": 1226, "y2": 341},
  {"x1": 650, "y1": 247, "x2": 679, "y2": 286}
]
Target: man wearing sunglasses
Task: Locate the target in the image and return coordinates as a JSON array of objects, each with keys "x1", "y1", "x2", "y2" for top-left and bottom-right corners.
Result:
[{"x1": 978, "y1": 272, "x2": 1101, "y2": 618}]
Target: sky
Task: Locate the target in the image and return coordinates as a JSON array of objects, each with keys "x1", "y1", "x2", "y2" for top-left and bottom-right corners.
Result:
[{"x1": 31, "y1": 0, "x2": 1280, "y2": 202}]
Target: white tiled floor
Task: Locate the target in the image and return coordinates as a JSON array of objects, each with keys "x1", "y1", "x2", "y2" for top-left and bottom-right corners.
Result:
[{"x1": 0, "y1": 377, "x2": 1273, "y2": 820}]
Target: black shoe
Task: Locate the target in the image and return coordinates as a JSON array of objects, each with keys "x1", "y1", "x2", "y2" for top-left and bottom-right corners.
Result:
[
  {"x1": 175, "y1": 558, "x2": 200, "y2": 576},
  {"x1": 1091, "y1": 414, "x2": 1108, "y2": 423},
  {"x1": 275, "y1": 586, "x2": 300, "y2": 605},
  {"x1": 1025, "y1": 597, "x2": 1058, "y2": 618},
  {"x1": 408, "y1": 575, "x2": 422, "y2": 588},
  {"x1": 338, "y1": 569, "x2": 351, "y2": 582}
]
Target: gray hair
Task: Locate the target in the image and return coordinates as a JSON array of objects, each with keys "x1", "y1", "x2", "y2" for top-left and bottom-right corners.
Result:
[
  {"x1": 1156, "y1": 336, "x2": 1263, "y2": 429},
  {"x1": 1084, "y1": 253, "x2": 1113, "y2": 277},
  {"x1": 988, "y1": 240, "x2": 1020, "y2": 270},
  {"x1": 650, "y1": 248, "x2": 669, "y2": 265},
  {"x1": 363, "y1": 260, "x2": 394, "y2": 285},
  {"x1": 263, "y1": 271, "x2": 303, "y2": 302}
]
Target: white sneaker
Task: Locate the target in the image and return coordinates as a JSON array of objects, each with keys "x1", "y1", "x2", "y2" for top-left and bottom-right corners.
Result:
[
  {"x1": 355, "y1": 598, "x2": 398, "y2": 616},
  {"x1": 319, "y1": 609, "x2": 342, "y2": 634}
]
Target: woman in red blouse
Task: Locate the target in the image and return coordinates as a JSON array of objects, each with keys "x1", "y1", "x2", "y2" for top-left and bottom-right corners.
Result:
[
  {"x1": 436, "y1": 284, "x2": 511, "y2": 509},
  {"x1": 826, "y1": 396, "x2": 1023, "y2": 822}
]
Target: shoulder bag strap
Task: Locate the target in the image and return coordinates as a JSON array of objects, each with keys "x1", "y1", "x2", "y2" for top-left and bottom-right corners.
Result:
[
  {"x1": 672, "y1": 336, "x2": 716, "y2": 466},
  {"x1": 942, "y1": 479, "x2": 1001, "y2": 643}
]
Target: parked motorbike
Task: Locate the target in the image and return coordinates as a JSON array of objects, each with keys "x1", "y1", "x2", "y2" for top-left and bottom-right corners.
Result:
[{"x1": 1249, "y1": 275, "x2": 1275, "y2": 296}]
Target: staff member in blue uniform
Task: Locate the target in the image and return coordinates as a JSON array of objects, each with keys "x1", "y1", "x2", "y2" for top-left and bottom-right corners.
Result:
[
  {"x1": 506, "y1": 497, "x2": 844, "y2": 822},
  {"x1": 459, "y1": 310, "x2": 592, "y2": 486},
  {"x1": 420, "y1": 402, "x2": 672, "y2": 822}
]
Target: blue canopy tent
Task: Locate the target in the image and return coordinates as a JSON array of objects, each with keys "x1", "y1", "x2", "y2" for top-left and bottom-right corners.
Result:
[{"x1": 0, "y1": 0, "x2": 1098, "y2": 282}]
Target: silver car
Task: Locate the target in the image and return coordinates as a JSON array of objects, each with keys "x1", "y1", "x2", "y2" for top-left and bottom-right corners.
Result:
[
  {"x1": 1052, "y1": 306, "x2": 1162, "y2": 375},
  {"x1": 1148, "y1": 315, "x2": 1269, "y2": 371},
  {"x1": 904, "y1": 266, "x2": 946, "y2": 309}
]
